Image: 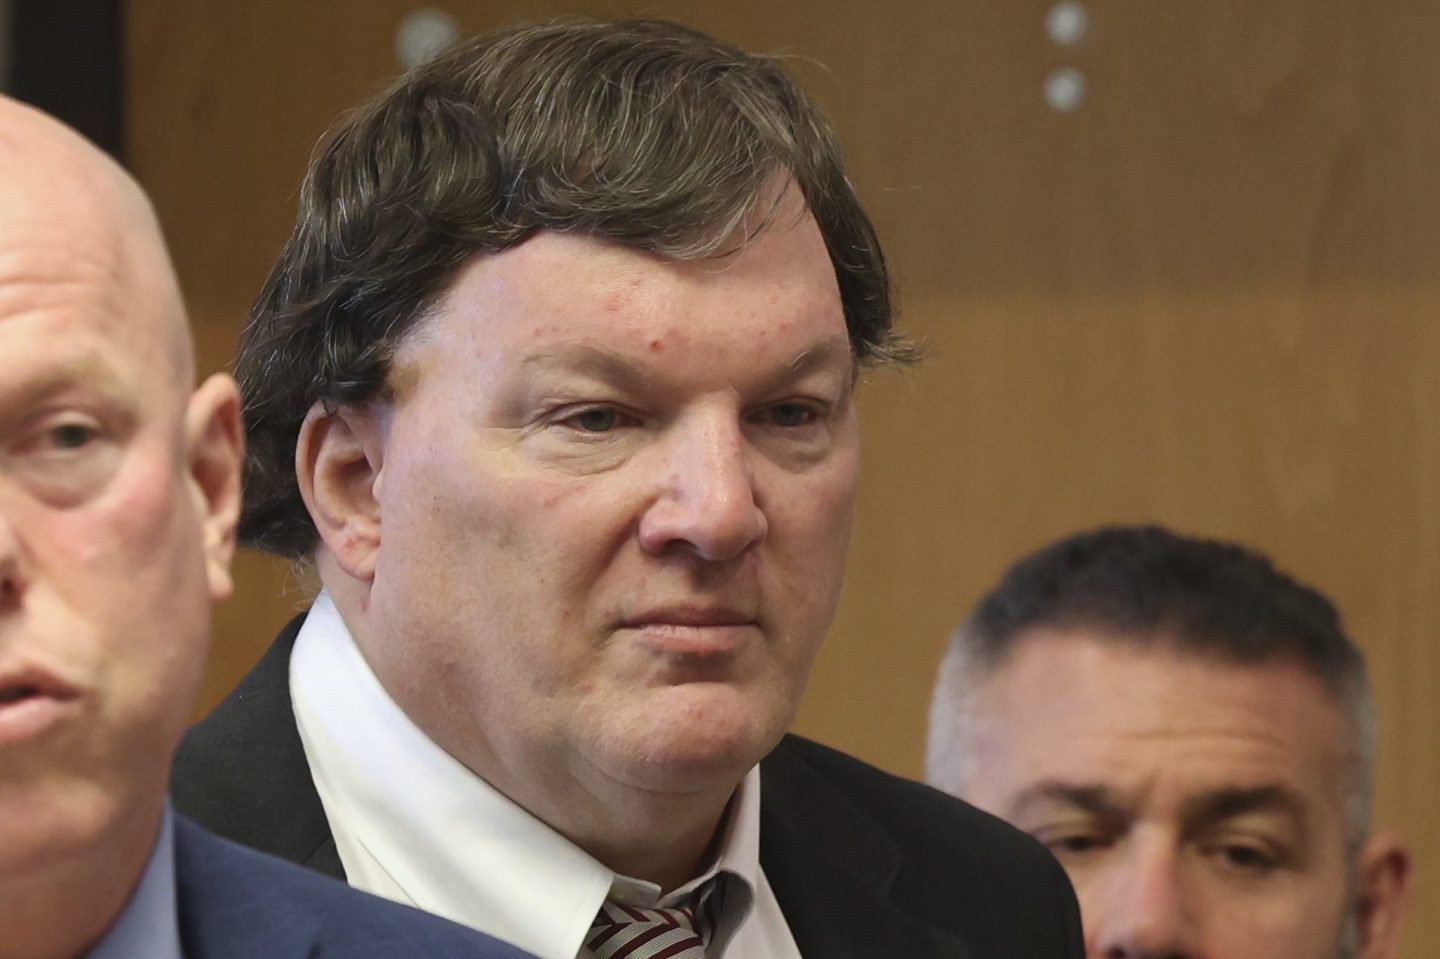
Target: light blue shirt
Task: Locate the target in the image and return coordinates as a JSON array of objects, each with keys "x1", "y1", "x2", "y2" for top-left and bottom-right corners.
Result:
[{"x1": 86, "y1": 805, "x2": 183, "y2": 959}]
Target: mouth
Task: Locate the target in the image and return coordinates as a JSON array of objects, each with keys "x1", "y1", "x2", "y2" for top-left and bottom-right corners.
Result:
[
  {"x1": 0, "y1": 667, "x2": 79, "y2": 701},
  {"x1": 0, "y1": 685, "x2": 39, "y2": 705},
  {"x1": 0, "y1": 669, "x2": 81, "y2": 744},
  {"x1": 624, "y1": 608, "x2": 752, "y2": 628},
  {"x1": 618, "y1": 607, "x2": 757, "y2": 657}
]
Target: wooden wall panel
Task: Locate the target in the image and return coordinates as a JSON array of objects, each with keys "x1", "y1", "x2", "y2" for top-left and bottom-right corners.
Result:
[{"x1": 128, "y1": 2, "x2": 1438, "y2": 954}]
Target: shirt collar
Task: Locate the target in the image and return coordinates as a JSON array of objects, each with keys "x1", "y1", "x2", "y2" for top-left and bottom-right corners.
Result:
[
  {"x1": 86, "y1": 804, "x2": 182, "y2": 959},
  {"x1": 603, "y1": 768, "x2": 759, "y2": 956},
  {"x1": 291, "y1": 590, "x2": 760, "y2": 959}
]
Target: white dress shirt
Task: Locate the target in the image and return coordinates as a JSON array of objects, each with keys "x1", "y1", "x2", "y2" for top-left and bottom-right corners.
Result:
[
  {"x1": 290, "y1": 590, "x2": 802, "y2": 959},
  {"x1": 87, "y1": 805, "x2": 182, "y2": 959}
]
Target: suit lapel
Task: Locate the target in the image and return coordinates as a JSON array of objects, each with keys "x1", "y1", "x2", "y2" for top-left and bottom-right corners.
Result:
[{"x1": 759, "y1": 740, "x2": 971, "y2": 959}]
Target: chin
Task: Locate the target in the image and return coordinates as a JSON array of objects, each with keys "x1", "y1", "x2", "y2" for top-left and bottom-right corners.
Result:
[
  {"x1": 600, "y1": 690, "x2": 788, "y2": 793},
  {"x1": 0, "y1": 782, "x2": 119, "y2": 875}
]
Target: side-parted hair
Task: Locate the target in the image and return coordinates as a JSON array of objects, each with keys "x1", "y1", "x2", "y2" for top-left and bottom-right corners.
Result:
[
  {"x1": 235, "y1": 18, "x2": 913, "y2": 558},
  {"x1": 926, "y1": 524, "x2": 1376, "y2": 846}
]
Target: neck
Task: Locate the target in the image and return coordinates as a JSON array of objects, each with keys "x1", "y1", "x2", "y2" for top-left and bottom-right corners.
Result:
[
  {"x1": 0, "y1": 800, "x2": 162, "y2": 959},
  {"x1": 539, "y1": 777, "x2": 736, "y2": 892}
]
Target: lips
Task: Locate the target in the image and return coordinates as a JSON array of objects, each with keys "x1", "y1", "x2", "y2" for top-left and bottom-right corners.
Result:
[
  {"x1": 620, "y1": 606, "x2": 754, "y2": 629},
  {"x1": 618, "y1": 606, "x2": 757, "y2": 658},
  {"x1": 0, "y1": 684, "x2": 38, "y2": 705},
  {"x1": 0, "y1": 668, "x2": 82, "y2": 744},
  {"x1": 0, "y1": 668, "x2": 79, "y2": 703}
]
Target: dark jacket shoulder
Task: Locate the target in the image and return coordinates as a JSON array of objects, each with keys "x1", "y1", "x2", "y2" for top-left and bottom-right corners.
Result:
[
  {"x1": 761, "y1": 735, "x2": 1084, "y2": 958},
  {"x1": 172, "y1": 615, "x2": 340, "y2": 871}
]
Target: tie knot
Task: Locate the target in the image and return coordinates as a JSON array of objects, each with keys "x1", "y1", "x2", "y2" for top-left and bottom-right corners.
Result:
[{"x1": 586, "y1": 881, "x2": 718, "y2": 959}]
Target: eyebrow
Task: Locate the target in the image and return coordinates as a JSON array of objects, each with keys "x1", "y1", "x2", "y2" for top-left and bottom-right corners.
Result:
[
  {"x1": 0, "y1": 355, "x2": 124, "y2": 408},
  {"x1": 784, "y1": 339, "x2": 854, "y2": 376},
  {"x1": 1179, "y1": 785, "x2": 1309, "y2": 829},
  {"x1": 519, "y1": 344, "x2": 653, "y2": 393},
  {"x1": 1007, "y1": 781, "x2": 1129, "y2": 821},
  {"x1": 1007, "y1": 780, "x2": 1310, "y2": 832}
]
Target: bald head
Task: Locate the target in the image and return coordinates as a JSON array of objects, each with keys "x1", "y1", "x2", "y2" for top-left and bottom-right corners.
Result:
[
  {"x1": 0, "y1": 97, "x2": 244, "y2": 959},
  {"x1": 0, "y1": 95, "x2": 193, "y2": 390}
]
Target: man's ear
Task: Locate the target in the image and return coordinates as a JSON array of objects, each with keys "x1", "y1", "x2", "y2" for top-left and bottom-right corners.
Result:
[
  {"x1": 296, "y1": 400, "x2": 388, "y2": 583},
  {"x1": 185, "y1": 373, "x2": 244, "y2": 603},
  {"x1": 1353, "y1": 830, "x2": 1412, "y2": 959}
]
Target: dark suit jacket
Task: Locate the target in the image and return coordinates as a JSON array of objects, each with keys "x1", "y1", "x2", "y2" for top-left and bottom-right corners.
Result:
[
  {"x1": 173, "y1": 813, "x2": 529, "y2": 957},
  {"x1": 174, "y1": 614, "x2": 1083, "y2": 958}
]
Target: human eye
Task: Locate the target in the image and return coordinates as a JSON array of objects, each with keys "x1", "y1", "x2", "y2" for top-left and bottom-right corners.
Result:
[
  {"x1": 1204, "y1": 837, "x2": 1285, "y2": 878},
  {"x1": 551, "y1": 405, "x2": 642, "y2": 435},
  {"x1": 762, "y1": 401, "x2": 821, "y2": 428},
  {"x1": 749, "y1": 399, "x2": 830, "y2": 433},
  {"x1": 1054, "y1": 834, "x2": 1109, "y2": 854},
  {"x1": 4, "y1": 412, "x2": 118, "y2": 504},
  {"x1": 43, "y1": 420, "x2": 100, "y2": 451},
  {"x1": 1030, "y1": 824, "x2": 1116, "y2": 862},
  {"x1": 15, "y1": 413, "x2": 105, "y2": 458},
  {"x1": 1051, "y1": 833, "x2": 1113, "y2": 860}
]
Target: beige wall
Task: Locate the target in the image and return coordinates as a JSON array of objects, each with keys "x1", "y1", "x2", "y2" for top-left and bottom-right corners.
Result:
[{"x1": 129, "y1": 2, "x2": 1438, "y2": 954}]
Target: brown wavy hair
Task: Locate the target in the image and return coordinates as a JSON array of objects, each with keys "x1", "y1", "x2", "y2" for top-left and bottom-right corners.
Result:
[{"x1": 235, "y1": 18, "x2": 912, "y2": 558}]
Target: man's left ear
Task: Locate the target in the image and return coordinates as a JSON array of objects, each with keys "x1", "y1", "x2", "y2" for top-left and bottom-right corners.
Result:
[
  {"x1": 184, "y1": 373, "x2": 245, "y2": 603},
  {"x1": 1353, "y1": 830, "x2": 1413, "y2": 959}
]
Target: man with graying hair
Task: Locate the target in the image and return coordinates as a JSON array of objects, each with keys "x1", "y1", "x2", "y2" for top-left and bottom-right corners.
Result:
[
  {"x1": 926, "y1": 525, "x2": 1413, "y2": 959},
  {"x1": 173, "y1": 17, "x2": 1084, "y2": 959},
  {"x1": 0, "y1": 96, "x2": 529, "y2": 958}
]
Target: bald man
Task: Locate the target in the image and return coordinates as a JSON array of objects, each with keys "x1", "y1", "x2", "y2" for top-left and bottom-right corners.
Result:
[{"x1": 0, "y1": 97, "x2": 528, "y2": 959}]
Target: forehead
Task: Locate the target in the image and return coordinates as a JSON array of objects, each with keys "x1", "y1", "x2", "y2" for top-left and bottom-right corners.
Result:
[
  {"x1": 0, "y1": 224, "x2": 123, "y2": 315},
  {"x1": 0, "y1": 233, "x2": 155, "y2": 378},
  {"x1": 396, "y1": 206, "x2": 847, "y2": 383},
  {"x1": 967, "y1": 629, "x2": 1352, "y2": 815},
  {"x1": 0, "y1": 177, "x2": 180, "y2": 389}
]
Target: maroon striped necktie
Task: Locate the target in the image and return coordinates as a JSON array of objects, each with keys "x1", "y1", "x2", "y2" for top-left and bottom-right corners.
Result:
[{"x1": 586, "y1": 881, "x2": 718, "y2": 959}]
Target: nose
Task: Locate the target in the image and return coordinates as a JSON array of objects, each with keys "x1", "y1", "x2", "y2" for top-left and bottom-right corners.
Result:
[
  {"x1": 637, "y1": 413, "x2": 767, "y2": 562},
  {"x1": 1086, "y1": 842, "x2": 1198, "y2": 959}
]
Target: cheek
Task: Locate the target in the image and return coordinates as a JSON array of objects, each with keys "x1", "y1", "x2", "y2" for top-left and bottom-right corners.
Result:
[
  {"x1": 33, "y1": 458, "x2": 207, "y2": 739},
  {"x1": 381, "y1": 463, "x2": 607, "y2": 610},
  {"x1": 1242, "y1": 878, "x2": 1352, "y2": 943},
  {"x1": 814, "y1": 448, "x2": 861, "y2": 554},
  {"x1": 769, "y1": 459, "x2": 859, "y2": 605},
  {"x1": 1201, "y1": 912, "x2": 1341, "y2": 959},
  {"x1": 371, "y1": 465, "x2": 614, "y2": 680},
  {"x1": 48, "y1": 455, "x2": 195, "y2": 582}
]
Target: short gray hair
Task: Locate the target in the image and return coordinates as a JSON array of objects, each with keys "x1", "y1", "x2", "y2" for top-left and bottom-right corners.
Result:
[{"x1": 926, "y1": 524, "x2": 1375, "y2": 853}]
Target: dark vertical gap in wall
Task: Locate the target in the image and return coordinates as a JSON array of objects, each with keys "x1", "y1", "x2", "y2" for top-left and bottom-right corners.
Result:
[
  {"x1": 0, "y1": 3, "x2": 13, "y2": 93},
  {"x1": 10, "y1": 0, "x2": 123, "y2": 161}
]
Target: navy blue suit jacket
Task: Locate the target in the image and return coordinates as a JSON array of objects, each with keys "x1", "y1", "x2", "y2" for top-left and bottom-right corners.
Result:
[{"x1": 173, "y1": 814, "x2": 530, "y2": 958}]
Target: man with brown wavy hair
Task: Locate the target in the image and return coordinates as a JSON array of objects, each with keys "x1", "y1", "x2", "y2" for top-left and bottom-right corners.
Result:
[{"x1": 174, "y1": 19, "x2": 1082, "y2": 958}]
